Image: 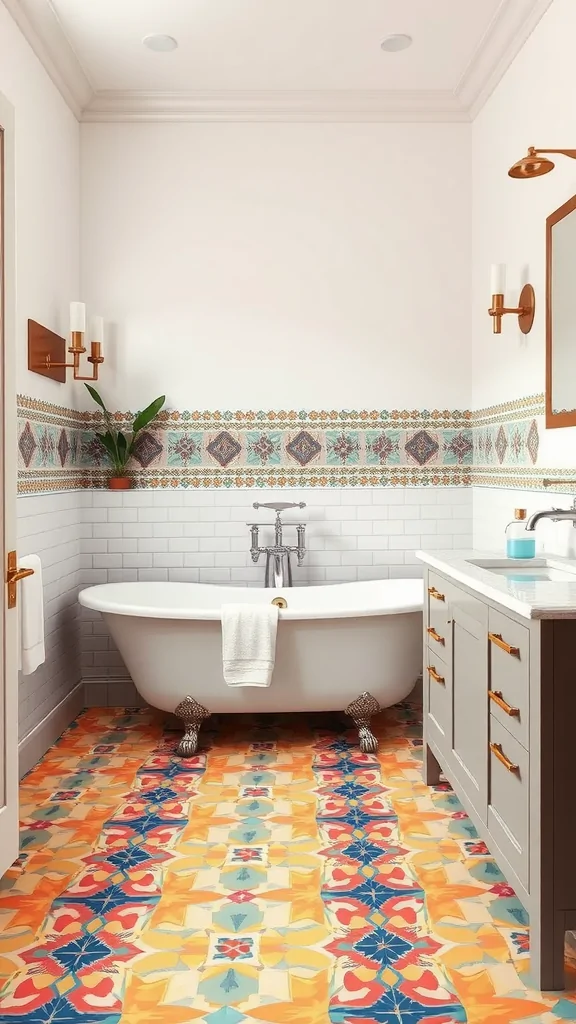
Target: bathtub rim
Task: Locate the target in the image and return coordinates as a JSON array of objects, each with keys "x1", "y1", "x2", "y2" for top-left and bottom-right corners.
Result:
[{"x1": 78, "y1": 578, "x2": 423, "y2": 621}]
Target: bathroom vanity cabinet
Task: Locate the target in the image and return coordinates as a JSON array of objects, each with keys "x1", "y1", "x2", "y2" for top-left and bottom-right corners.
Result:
[{"x1": 420, "y1": 558, "x2": 576, "y2": 991}]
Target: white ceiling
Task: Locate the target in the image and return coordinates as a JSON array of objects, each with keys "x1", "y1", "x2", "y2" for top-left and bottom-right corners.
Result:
[
  {"x1": 2, "y1": 0, "x2": 554, "y2": 120},
  {"x1": 49, "y1": 0, "x2": 503, "y2": 93}
]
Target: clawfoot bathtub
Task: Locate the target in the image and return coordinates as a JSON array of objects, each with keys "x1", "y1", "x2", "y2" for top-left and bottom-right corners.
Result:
[{"x1": 79, "y1": 579, "x2": 423, "y2": 755}]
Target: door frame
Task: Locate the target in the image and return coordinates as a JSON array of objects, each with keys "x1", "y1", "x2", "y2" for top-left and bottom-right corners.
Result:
[{"x1": 0, "y1": 89, "x2": 19, "y2": 871}]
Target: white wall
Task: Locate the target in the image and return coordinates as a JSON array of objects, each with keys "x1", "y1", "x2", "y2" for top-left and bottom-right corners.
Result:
[
  {"x1": 80, "y1": 121, "x2": 471, "y2": 412},
  {"x1": 0, "y1": 2, "x2": 80, "y2": 403},
  {"x1": 1, "y1": 0, "x2": 83, "y2": 742},
  {"x1": 471, "y1": 0, "x2": 576, "y2": 428},
  {"x1": 471, "y1": 0, "x2": 576, "y2": 545}
]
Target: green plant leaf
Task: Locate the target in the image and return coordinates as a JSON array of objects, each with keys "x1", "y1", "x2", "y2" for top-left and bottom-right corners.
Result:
[
  {"x1": 85, "y1": 383, "x2": 108, "y2": 413},
  {"x1": 96, "y1": 431, "x2": 121, "y2": 468},
  {"x1": 116, "y1": 432, "x2": 128, "y2": 469},
  {"x1": 132, "y1": 395, "x2": 165, "y2": 436}
]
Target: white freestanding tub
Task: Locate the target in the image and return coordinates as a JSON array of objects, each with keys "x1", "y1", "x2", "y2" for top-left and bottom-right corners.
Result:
[{"x1": 79, "y1": 579, "x2": 423, "y2": 754}]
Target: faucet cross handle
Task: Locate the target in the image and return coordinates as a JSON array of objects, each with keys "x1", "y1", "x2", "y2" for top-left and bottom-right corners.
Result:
[{"x1": 253, "y1": 502, "x2": 306, "y2": 512}]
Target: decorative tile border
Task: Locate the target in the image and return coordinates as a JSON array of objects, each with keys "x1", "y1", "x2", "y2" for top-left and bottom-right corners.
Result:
[
  {"x1": 16, "y1": 393, "x2": 575, "y2": 493},
  {"x1": 16, "y1": 398, "x2": 88, "y2": 493},
  {"x1": 472, "y1": 417, "x2": 540, "y2": 468},
  {"x1": 17, "y1": 396, "x2": 473, "y2": 492},
  {"x1": 471, "y1": 393, "x2": 545, "y2": 427},
  {"x1": 470, "y1": 467, "x2": 576, "y2": 491}
]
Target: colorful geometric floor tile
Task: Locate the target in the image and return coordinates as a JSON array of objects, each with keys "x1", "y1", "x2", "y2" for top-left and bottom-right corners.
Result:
[{"x1": 1, "y1": 705, "x2": 575, "y2": 1022}]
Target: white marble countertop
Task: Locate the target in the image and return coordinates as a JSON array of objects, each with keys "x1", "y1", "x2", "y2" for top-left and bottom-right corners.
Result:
[{"x1": 416, "y1": 549, "x2": 576, "y2": 619}]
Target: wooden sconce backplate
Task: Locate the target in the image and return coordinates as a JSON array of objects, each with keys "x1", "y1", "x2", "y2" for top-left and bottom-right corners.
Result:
[{"x1": 28, "y1": 319, "x2": 66, "y2": 382}]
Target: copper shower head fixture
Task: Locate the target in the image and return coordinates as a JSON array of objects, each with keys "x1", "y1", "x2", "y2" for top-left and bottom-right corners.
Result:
[{"x1": 508, "y1": 146, "x2": 576, "y2": 179}]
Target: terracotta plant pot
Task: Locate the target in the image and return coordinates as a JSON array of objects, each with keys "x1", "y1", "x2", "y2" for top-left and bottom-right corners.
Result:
[{"x1": 108, "y1": 476, "x2": 131, "y2": 490}]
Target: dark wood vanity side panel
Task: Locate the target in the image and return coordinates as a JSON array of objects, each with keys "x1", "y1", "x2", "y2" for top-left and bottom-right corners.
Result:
[{"x1": 551, "y1": 619, "x2": 576, "y2": 910}]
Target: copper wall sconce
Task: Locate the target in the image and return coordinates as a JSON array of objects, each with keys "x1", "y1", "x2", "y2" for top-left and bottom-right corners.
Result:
[
  {"x1": 28, "y1": 303, "x2": 104, "y2": 383},
  {"x1": 488, "y1": 264, "x2": 535, "y2": 335},
  {"x1": 508, "y1": 147, "x2": 576, "y2": 179}
]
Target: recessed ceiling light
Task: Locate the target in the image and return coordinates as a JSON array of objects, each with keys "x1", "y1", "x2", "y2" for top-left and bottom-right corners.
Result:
[
  {"x1": 380, "y1": 34, "x2": 413, "y2": 53},
  {"x1": 143, "y1": 34, "x2": 178, "y2": 52}
]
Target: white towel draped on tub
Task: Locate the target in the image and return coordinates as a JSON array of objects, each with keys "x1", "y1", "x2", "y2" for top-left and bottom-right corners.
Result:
[
  {"x1": 221, "y1": 603, "x2": 279, "y2": 687},
  {"x1": 18, "y1": 554, "x2": 45, "y2": 676}
]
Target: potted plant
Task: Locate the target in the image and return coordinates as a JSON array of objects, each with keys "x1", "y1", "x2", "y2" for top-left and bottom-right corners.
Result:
[{"x1": 85, "y1": 384, "x2": 166, "y2": 489}]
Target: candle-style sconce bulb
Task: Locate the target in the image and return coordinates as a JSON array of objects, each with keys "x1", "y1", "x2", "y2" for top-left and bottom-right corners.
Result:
[
  {"x1": 488, "y1": 265, "x2": 535, "y2": 334},
  {"x1": 28, "y1": 304, "x2": 106, "y2": 382}
]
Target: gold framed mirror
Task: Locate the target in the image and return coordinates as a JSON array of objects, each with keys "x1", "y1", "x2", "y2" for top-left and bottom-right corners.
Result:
[{"x1": 546, "y1": 193, "x2": 576, "y2": 427}]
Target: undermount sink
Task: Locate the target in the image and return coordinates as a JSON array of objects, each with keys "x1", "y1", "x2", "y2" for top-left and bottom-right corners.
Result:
[
  {"x1": 466, "y1": 558, "x2": 576, "y2": 583},
  {"x1": 483, "y1": 566, "x2": 576, "y2": 582}
]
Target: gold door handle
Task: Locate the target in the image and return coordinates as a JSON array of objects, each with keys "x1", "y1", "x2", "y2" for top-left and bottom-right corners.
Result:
[
  {"x1": 490, "y1": 741, "x2": 519, "y2": 773},
  {"x1": 428, "y1": 586, "x2": 445, "y2": 601},
  {"x1": 6, "y1": 551, "x2": 34, "y2": 610},
  {"x1": 488, "y1": 632, "x2": 520, "y2": 658},
  {"x1": 427, "y1": 665, "x2": 445, "y2": 684},
  {"x1": 489, "y1": 689, "x2": 520, "y2": 717},
  {"x1": 427, "y1": 626, "x2": 445, "y2": 645}
]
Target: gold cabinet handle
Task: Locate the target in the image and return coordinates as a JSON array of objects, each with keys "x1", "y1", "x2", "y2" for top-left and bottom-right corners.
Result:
[
  {"x1": 6, "y1": 550, "x2": 34, "y2": 610},
  {"x1": 490, "y1": 741, "x2": 519, "y2": 773},
  {"x1": 426, "y1": 626, "x2": 445, "y2": 645},
  {"x1": 489, "y1": 689, "x2": 520, "y2": 717},
  {"x1": 428, "y1": 586, "x2": 445, "y2": 602},
  {"x1": 427, "y1": 665, "x2": 445, "y2": 684},
  {"x1": 271, "y1": 597, "x2": 287, "y2": 609},
  {"x1": 488, "y1": 632, "x2": 520, "y2": 658}
]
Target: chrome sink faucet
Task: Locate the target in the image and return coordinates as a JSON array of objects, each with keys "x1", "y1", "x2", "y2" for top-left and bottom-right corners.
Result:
[
  {"x1": 526, "y1": 496, "x2": 576, "y2": 531},
  {"x1": 247, "y1": 501, "x2": 307, "y2": 587}
]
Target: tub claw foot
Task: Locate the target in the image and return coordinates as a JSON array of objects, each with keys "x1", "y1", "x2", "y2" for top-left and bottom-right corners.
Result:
[
  {"x1": 345, "y1": 691, "x2": 381, "y2": 753},
  {"x1": 174, "y1": 696, "x2": 211, "y2": 757}
]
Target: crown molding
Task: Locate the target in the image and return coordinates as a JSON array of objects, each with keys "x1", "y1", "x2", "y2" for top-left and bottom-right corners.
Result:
[
  {"x1": 81, "y1": 89, "x2": 469, "y2": 124},
  {"x1": 2, "y1": 0, "x2": 555, "y2": 123},
  {"x1": 1, "y1": 0, "x2": 93, "y2": 117},
  {"x1": 456, "y1": 0, "x2": 554, "y2": 117}
]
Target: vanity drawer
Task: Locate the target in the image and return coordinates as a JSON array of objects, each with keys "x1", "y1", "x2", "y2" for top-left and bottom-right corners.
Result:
[
  {"x1": 488, "y1": 608, "x2": 529, "y2": 749},
  {"x1": 427, "y1": 571, "x2": 449, "y2": 612},
  {"x1": 487, "y1": 716, "x2": 529, "y2": 889},
  {"x1": 426, "y1": 622, "x2": 449, "y2": 652},
  {"x1": 427, "y1": 571, "x2": 487, "y2": 640},
  {"x1": 426, "y1": 648, "x2": 452, "y2": 751},
  {"x1": 426, "y1": 571, "x2": 453, "y2": 653}
]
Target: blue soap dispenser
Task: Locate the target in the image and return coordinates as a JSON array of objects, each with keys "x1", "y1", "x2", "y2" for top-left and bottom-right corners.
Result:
[{"x1": 505, "y1": 508, "x2": 536, "y2": 559}]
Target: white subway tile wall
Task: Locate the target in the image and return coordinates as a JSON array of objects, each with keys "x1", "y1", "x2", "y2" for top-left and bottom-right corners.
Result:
[
  {"x1": 80, "y1": 487, "x2": 472, "y2": 703},
  {"x1": 20, "y1": 482, "x2": 576, "y2": 716},
  {"x1": 17, "y1": 492, "x2": 87, "y2": 739},
  {"x1": 472, "y1": 486, "x2": 576, "y2": 556}
]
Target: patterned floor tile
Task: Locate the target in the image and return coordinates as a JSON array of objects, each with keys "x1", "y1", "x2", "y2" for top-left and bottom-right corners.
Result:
[{"x1": 0, "y1": 705, "x2": 575, "y2": 1023}]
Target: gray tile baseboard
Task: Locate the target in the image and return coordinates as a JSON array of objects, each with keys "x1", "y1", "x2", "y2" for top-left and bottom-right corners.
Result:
[
  {"x1": 84, "y1": 678, "x2": 148, "y2": 707},
  {"x1": 19, "y1": 682, "x2": 85, "y2": 779}
]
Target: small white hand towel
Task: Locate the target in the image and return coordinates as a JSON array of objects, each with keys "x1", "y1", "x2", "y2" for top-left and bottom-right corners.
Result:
[
  {"x1": 221, "y1": 603, "x2": 279, "y2": 687},
  {"x1": 18, "y1": 554, "x2": 45, "y2": 676}
]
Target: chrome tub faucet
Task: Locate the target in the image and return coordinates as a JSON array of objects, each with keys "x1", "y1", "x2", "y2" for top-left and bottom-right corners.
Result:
[{"x1": 248, "y1": 501, "x2": 307, "y2": 587}]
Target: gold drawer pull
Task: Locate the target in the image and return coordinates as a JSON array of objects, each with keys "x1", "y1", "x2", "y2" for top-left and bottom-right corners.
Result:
[
  {"x1": 488, "y1": 632, "x2": 520, "y2": 658},
  {"x1": 489, "y1": 689, "x2": 520, "y2": 717},
  {"x1": 428, "y1": 586, "x2": 445, "y2": 602},
  {"x1": 427, "y1": 665, "x2": 445, "y2": 684},
  {"x1": 490, "y1": 742, "x2": 519, "y2": 773},
  {"x1": 427, "y1": 626, "x2": 445, "y2": 645}
]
